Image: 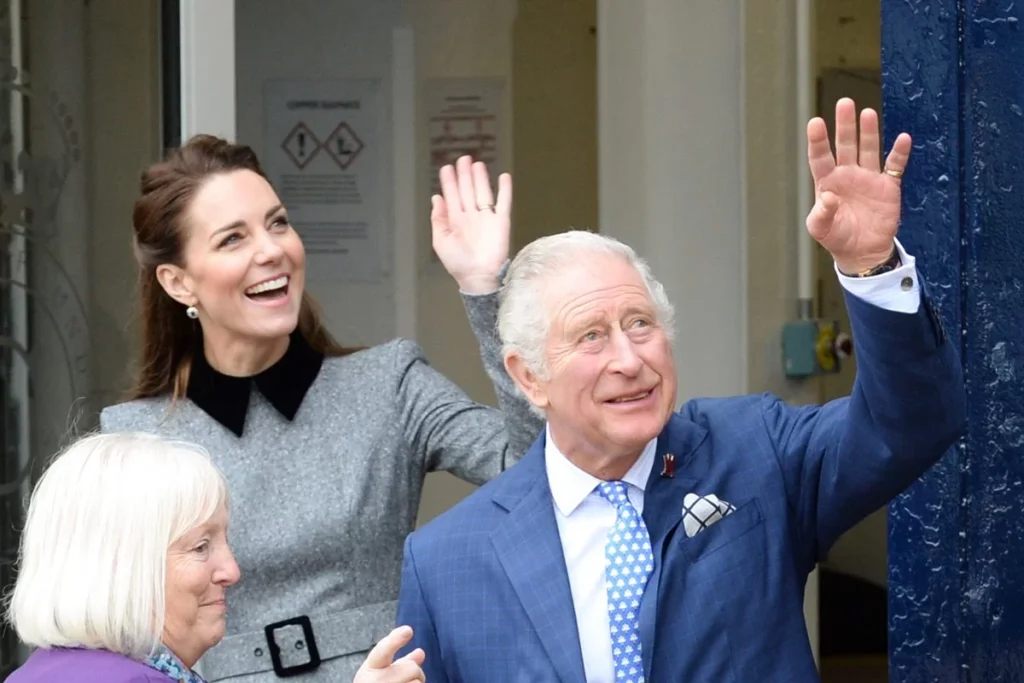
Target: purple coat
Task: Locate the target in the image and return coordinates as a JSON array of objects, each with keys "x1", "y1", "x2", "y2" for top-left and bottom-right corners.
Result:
[{"x1": 7, "y1": 647, "x2": 176, "y2": 683}]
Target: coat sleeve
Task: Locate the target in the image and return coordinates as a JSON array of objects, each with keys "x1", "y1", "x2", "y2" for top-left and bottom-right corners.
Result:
[
  {"x1": 396, "y1": 290, "x2": 544, "y2": 485},
  {"x1": 394, "y1": 535, "x2": 449, "y2": 683},
  {"x1": 762, "y1": 287, "x2": 966, "y2": 570}
]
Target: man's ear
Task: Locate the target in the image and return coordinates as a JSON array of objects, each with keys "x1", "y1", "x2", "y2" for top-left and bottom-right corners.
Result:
[
  {"x1": 504, "y1": 353, "x2": 549, "y2": 411},
  {"x1": 155, "y1": 263, "x2": 197, "y2": 307}
]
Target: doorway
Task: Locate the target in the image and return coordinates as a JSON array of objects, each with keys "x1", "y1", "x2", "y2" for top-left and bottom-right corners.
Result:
[{"x1": 816, "y1": 67, "x2": 889, "y2": 683}]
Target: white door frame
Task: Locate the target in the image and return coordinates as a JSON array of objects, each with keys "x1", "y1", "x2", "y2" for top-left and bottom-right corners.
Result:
[{"x1": 178, "y1": 0, "x2": 235, "y2": 140}]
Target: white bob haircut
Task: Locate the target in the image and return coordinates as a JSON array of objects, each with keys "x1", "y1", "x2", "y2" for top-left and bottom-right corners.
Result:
[
  {"x1": 497, "y1": 229, "x2": 675, "y2": 378},
  {"x1": 7, "y1": 431, "x2": 228, "y2": 659}
]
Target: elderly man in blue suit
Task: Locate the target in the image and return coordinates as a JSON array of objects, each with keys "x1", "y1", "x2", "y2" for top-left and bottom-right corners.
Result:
[{"x1": 395, "y1": 98, "x2": 966, "y2": 682}]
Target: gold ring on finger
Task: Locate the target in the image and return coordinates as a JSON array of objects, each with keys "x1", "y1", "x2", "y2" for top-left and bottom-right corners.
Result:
[
  {"x1": 477, "y1": 203, "x2": 495, "y2": 212},
  {"x1": 883, "y1": 167, "x2": 904, "y2": 179}
]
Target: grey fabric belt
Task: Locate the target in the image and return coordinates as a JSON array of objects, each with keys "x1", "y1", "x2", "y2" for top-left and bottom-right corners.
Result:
[{"x1": 199, "y1": 600, "x2": 398, "y2": 680}]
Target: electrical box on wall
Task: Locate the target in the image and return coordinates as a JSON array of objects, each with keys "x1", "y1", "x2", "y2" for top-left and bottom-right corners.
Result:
[{"x1": 781, "y1": 319, "x2": 853, "y2": 378}]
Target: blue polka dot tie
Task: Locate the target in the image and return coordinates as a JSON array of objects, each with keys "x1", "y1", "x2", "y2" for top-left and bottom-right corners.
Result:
[{"x1": 597, "y1": 480, "x2": 653, "y2": 683}]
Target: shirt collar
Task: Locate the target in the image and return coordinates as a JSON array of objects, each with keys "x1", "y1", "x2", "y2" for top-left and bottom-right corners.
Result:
[
  {"x1": 144, "y1": 644, "x2": 206, "y2": 683},
  {"x1": 544, "y1": 424, "x2": 657, "y2": 517},
  {"x1": 186, "y1": 331, "x2": 324, "y2": 437}
]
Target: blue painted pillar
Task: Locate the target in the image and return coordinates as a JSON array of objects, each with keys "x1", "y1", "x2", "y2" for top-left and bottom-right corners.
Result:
[{"x1": 884, "y1": 1, "x2": 1024, "y2": 681}]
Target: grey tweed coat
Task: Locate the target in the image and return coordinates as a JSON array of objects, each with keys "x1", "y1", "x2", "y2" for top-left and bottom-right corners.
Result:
[{"x1": 100, "y1": 291, "x2": 543, "y2": 682}]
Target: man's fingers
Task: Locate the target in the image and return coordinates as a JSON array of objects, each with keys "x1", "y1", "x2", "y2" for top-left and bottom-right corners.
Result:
[
  {"x1": 805, "y1": 191, "x2": 839, "y2": 241},
  {"x1": 883, "y1": 132, "x2": 913, "y2": 178},
  {"x1": 379, "y1": 658, "x2": 426, "y2": 683},
  {"x1": 833, "y1": 97, "x2": 858, "y2": 166},
  {"x1": 397, "y1": 648, "x2": 426, "y2": 666},
  {"x1": 858, "y1": 108, "x2": 881, "y2": 172},
  {"x1": 806, "y1": 117, "x2": 836, "y2": 185},
  {"x1": 362, "y1": 626, "x2": 414, "y2": 670}
]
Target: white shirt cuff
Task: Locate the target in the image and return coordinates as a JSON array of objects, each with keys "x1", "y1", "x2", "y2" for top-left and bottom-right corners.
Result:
[{"x1": 834, "y1": 238, "x2": 921, "y2": 314}]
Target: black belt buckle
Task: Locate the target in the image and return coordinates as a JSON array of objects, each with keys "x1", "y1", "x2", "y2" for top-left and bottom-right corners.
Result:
[{"x1": 264, "y1": 615, "x2": 321, "y2": 677}]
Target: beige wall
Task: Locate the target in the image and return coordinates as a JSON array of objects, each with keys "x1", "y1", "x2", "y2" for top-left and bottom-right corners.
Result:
[
  {"x1": 511, "y1": 0, "x2": 598, "y2": 251},
  {"x1": 817, "y1": 0, "x2": 882, "y2": 70},
  {"x1": 745, "y1": 0, "x2": 817, "y2": 405},
  {"x1": 744, "y1": 0, "x2": 880, "y2": 403},
  {"x1": 87, "y1": 0, "x2": 162, "y2": 406}
]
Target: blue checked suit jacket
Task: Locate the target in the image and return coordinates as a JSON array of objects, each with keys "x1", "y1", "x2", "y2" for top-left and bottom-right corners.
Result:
[{"x1": 396, "y1": 288, "x2": 965, "y2": 682}]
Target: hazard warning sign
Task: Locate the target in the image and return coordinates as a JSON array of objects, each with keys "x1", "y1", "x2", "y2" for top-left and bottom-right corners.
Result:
[
  {"x1": 263, "y1": 78, "x2": 384, "y2": 283},
  {"x1": 324, "y1": 122, "x2": 364, "y2": 170},
  {"x1": 281, "y1": 122, "x2": 321, "y2": 169}
]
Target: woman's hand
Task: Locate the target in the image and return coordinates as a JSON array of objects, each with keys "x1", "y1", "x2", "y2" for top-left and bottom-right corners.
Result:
[
  {"x1": 353, "y1": 626, "x2": 426, "y2": 683},
  {"x1": 431, "y1": 155, "x2": 512, "y2": 294}
]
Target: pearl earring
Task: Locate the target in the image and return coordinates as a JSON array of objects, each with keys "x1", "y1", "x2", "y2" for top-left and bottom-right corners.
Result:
[{"x1": 186, "y1": 305, "x2": 199, "y2": 319}]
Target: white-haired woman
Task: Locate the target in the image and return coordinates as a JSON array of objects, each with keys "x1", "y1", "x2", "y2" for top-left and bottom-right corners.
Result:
[{"x1": 5, "y1": 432, "x2": 426, "y2": 683}]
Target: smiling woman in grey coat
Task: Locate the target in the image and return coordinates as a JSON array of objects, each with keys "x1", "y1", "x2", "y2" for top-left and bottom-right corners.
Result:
[{"x1": 99, "y1": 136, "x2": 541, "y2": 683}]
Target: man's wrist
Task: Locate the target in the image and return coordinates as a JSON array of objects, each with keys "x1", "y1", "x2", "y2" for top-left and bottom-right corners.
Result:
[{"x1": 836, "y1": 244, "x2": 901, "y2": 278}]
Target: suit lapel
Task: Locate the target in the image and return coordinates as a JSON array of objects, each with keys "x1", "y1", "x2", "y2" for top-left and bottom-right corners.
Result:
[
  {"x1": 638, "y1": 413, "x2": 709, "y2": 676},
  {"x1": 643, "y1": 413, "x2": 709, "y2": 543},
  {"x1": 490, "y1": 437, "x2": 586, "y2": 683}
]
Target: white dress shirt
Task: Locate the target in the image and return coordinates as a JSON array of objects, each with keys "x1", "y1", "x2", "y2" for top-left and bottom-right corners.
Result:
[
  {"x1": 545, "y1": 241, "x2": 921, "y2": 682},
  {"x1": 834, "y1": 238, "x2": 920, "y2": 314},
  {"x1": 546, "y1": 430, "x2": 658, "y2": 683}
]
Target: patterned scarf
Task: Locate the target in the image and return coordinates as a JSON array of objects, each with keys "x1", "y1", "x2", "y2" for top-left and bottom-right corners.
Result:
[{"x1": 144, "y1": 645, "x2": 207, "y2": 683}]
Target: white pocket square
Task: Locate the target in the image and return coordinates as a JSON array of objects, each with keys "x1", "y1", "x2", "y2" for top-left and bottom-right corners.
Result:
[{"x1": 681, "y1": 493, "x2": 737, "y2": 538}]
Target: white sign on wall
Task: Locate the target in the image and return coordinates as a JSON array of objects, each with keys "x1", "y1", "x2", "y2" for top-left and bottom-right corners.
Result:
[
  {"x1": 424, "y1": 77, "x2": 505, "y2": 199},
  {"x1": 422, "y1": 77, "x2": 505, "y2": 264},
  {"x1": 263, "y1": 79, "x2": 384, "y2": 282}
]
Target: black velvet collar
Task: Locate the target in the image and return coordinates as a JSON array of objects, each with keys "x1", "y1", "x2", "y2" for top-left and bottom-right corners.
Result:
[{"x1": 186, "y1": 332, "x2": 325, "y2": 437}]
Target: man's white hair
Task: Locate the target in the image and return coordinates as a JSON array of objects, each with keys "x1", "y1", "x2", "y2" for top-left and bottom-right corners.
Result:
[
  {"x1": 6, "y1": 431, "x2": 228, "y2": 660},
  {"x1": 497, "y1": 230, "x2": 675, "y2": 378}
]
